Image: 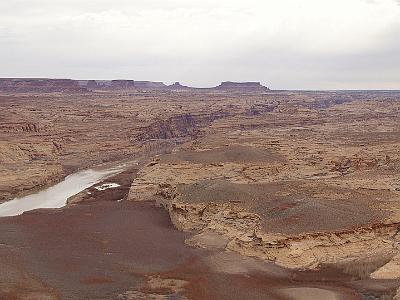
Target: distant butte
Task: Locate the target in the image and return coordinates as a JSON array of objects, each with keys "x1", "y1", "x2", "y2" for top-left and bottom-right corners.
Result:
[{"x1": 216, "y1": 81, "x2": 270, "y2": 91}]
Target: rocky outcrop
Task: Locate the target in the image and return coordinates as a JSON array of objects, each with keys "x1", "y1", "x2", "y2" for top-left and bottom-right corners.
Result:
[
  {"x1": 135, "y1": 112, "x2": 227, "y2": 142},
  {"x1": 246, "y1": 103, "x2": 277, "y2": 116},
  {"x1": 136, "y1": 114, "x2": 199, "y2": 141},
  {"x1": 371, "y1": 254, "x2": 400, "y2": 279},
  {"x1": 0, "y1": 122, "x2": 41, "y2": 133},
  {"x1": 330, "y1": 156, "x2": 389, "y2": 175},
  {"x1": 228, "y1": 223, "x2": 400, "y2": 270},
  {"x1": 167, "y1": 82, "x2": 191, "y2": 91},
  {"x1": 152, "y1": 183, "x2": 400, "y2": 271},
  {"x1": 128, "y1": 154, "x2": 400, "y2": 273}
]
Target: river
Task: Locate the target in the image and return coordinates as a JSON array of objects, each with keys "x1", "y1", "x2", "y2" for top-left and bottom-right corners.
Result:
[{"x1": 0, "y1": 166, "x2": 124, "y2": 217}]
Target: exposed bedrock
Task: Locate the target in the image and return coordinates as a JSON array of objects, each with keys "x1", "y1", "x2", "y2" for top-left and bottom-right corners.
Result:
[
  {"x1": 127, "y1": 116, "x2": 400, "y2": 276},
  {"x1": 136, "y1": 114, "x2": 200, "y2": 141},
  {"x1": 129, "y1": 179, "x2": 400, "y2": 277},
  {"x1": 133, "y1": 184, "x2": 400, "y2": 278}
]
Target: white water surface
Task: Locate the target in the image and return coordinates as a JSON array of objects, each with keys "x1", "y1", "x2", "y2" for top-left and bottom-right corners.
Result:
[
  {"x1": 0, "y1": 166, "x2": 124, "y2": 217},
  {"x1": 94, "y1": 183, "x2": 121, "y2": 191}
]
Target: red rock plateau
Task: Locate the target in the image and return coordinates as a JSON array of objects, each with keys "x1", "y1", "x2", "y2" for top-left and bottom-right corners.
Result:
[{"x1": 0, "y1": 83, "x2": 400, "y2": 299}]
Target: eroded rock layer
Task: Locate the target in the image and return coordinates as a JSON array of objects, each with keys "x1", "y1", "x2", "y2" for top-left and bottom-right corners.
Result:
[
  {"x1": 2, "y1": 88, "x2": 400, "y2": 289},
  {"x1": 126, "y1": 90, "x2": 400, "y2": 280}
]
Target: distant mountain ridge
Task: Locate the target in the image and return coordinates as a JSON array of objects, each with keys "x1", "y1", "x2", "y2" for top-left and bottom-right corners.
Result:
[{"x1": 0, "y1": 78, "x2": 270, "y2": 93}]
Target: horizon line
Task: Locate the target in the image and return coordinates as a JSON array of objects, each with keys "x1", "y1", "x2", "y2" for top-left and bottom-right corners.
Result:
[{"x1": 0, "y1": 77, "x2": 399, "y2": 91}]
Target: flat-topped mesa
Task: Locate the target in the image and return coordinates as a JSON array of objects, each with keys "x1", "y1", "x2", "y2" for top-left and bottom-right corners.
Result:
[
  {"x1": 216, "y1": 81, "x2": 270, "y2": 92},
  {"x1": 0, "y1": 78, "x2": 87, "y2": 93}
]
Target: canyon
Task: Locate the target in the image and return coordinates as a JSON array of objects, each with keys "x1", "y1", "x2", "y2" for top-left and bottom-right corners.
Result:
[{"x1": 0, "y1": 83, "x2": 399, "y2": 299}]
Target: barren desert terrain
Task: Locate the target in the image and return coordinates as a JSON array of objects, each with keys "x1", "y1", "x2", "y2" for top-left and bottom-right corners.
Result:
[{"x1": 1, "y1": 80, "x2": 400, "y2": 299}]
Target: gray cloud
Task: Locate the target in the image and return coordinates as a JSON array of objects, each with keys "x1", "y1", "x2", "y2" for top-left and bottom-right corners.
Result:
[{"x1": 0, "y1": 0, "x2": 399, "y2": 89}]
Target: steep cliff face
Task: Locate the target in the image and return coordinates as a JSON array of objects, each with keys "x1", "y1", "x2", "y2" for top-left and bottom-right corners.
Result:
[
  {"x1": 135, "y1": 113, "x2": 227, "y2": 141},
  {"x1": 136, "y1": 114, "x2": 199, "y2": 141},
  {"x1": 228, "y1": 223, "x2": 400, "y2": 270}
]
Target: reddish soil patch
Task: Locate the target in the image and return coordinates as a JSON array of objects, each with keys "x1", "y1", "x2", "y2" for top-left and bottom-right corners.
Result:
[{"x1": 80, "y1": 276, "x2": 114, "y2": 285}]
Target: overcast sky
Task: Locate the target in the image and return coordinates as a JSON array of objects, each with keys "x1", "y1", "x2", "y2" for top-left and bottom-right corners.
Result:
[{"x1": 1, "y1": 0, "x2": 399, "y2": 89}]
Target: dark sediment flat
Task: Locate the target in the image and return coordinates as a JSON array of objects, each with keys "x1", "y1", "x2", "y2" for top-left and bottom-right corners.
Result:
[{"x1": 0, "y1": 201, "x2": 197, "y2": 299}]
